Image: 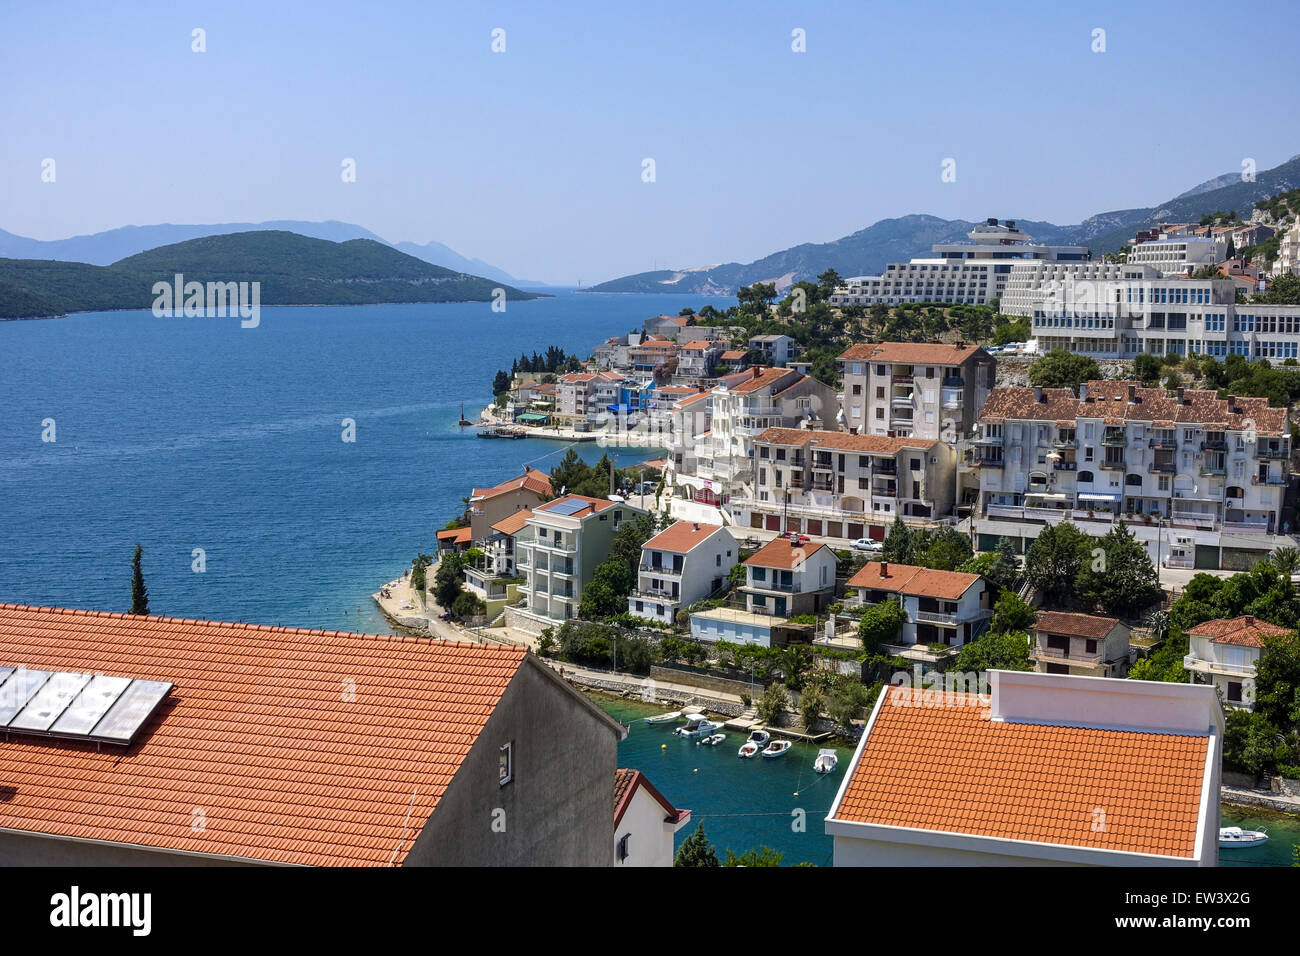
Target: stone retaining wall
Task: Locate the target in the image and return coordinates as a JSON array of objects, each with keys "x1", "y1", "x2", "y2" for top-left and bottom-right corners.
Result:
[
  {"x1": 503, "y1": 606, "x2": 549, "y2": 636},
  {"x1": 1220, "y1": 785, "x2": 1300, "y2": 816},
  {"x1": 650, "y1": 664, "x2": 756, "y2": 699}
]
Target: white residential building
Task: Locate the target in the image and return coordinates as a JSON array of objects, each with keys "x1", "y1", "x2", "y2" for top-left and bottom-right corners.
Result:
[
  {"x1": 613, "y1": 769, "x2": 691, "y2": 867},
  {"x1": 515, "y1": 494, "x2": 646, "y2": 625},
  {"x1": 826, "y1": 670, "x2": 1223, "y2": 866},
  {"x1": 747, "y1": 334, "x2": 799, "y2": 366},
  {"x1": 1182, "y1": 614, "x2": 1291, "y2": 709},
  {"x1": 1127, "y1": 236, "x2": 1227, "y2": 275},
  {"x1": 628, "y1": 521, "x2": 738, "y2": 625},
  {"x1": 829, "y1": 219, "x2": 1090, "y2": 308},
  {"x1": 845, "y1": 561, "x2": 991, "y2": 657},
  {"x1": 1030, "y1": 611, "x2": 1131, "y2": 678},
  {"x1": 971, "y1": 381, "x2": 1292, "y2": 569},
  {"x1": 740, "y1": 536, "x2": 838, "y2": 618}
]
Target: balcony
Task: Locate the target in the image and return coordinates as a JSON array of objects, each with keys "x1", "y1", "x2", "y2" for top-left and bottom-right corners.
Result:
[
  {"x1": 892, "y1": 374, "x2": 914, "y2": 384},
  {"x1": 1033, "y1": 645, "x2": 1104, "y2": 667},
  {"x1": 638, "y1": 561, "x2": 681, "y2": 575},
  {"x1": 972, "y1": 457, "x2": 1005, "y2": 469},
  {"x1": 633, "y1": 587, "x2": 679, "y2": 603},
  {"x1": 972, "y1": 434, "x2": 1004, "y2": 446},
  {"x1": 745, "y1": 579, "x2": 803, "y2": 594},
  {"x1": 891, "y1": 393, "x2": 915, "y2": 407},
  {"x1": 914, "y1": 608, "x2": 960, "y2": 626},
  {"x1": 1201, "y1": 439, "x2": 1228, "y2": 451},
  {"x1": 1170, "y1": 510, "x2": 1218, "y2": 529},
  {"x1": 1183, "y1": 655, "x2": 1255, "y2": 679},
  {"x1": 942, "y1": 376, "x2": 965, "y2": 387},
  {"x1": 1200, "y1": 464, "x2": 1227, "y2": 476},
  {"x1": 1147, "y1": 461, "x2": 1176, "y2": 474},
  {"x1": 1148, "y1": 438, "x2": 1178, "y2": 450},
  {"x1": 1222, "y1": 519, "x2": 1269, "y2": 533},
  {"x1": 1052, "y1": 461, "x2": 1078, "y2": 471},
  {"x1": 942, "y1": 396, "x2": 963, "y2": 410},
  {"x1": 1051, "y1": 437, "x2": 1078, "y2": 449},
  {"x1": 873, "y1": 463, "x2": 899, "y2": 476},
  {"x1": 1098, "y1": 459, "x2": 1126, "y2": 470},
  {"x1": 1252, "y1": 474, "x2": 1288, "y2": 486},
  {"x1": 1257, "y1": 447, "x2": 1290, "y2": 460},
  {"x1": 1101, "y1": 432, "x2": 1128, "y2": 446}
]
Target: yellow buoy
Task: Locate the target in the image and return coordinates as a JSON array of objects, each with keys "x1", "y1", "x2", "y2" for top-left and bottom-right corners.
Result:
[{"x1": 661, "y1": 744, "x2": 667, "y2": 750}]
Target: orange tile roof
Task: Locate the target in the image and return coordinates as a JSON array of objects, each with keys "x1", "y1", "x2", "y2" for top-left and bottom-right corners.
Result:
[
  {"x1": 719, "y1": 350, "x2": 747, "y2": 360},
  {"x1": 533, "y1": 493, "x2": 617, "y2": 519},
  {"x1": 436, "y1": 526, "x2": 473, "y2": 544},
  {"x1": 471, "y1": 468, "x2": 552, "y2": 501},
  {"x1": 1185, "y1": 615, "x2": 1291, "y2": 647},
  {"x1": 756, "y1": 427, "x2": 936, "y2": 454},
  {"x1": 673, "y1": 392, "x2": 710, "y2": 408},
  {"x1": 725, "y1": 367, "x2": 796, "y2": 395},
  {"x1": 680, "y1": 340, "x2": 717, "y2": 351},
  {"x1": 839, "y1": 342, "x2": 988, "y2": 366},
  {"x1": 651, "y1": 314, "x2": 688, "y2": 327},
  {"x1": 643, "y1": 521, "x2": 726, "y2": 554},
  {"x1": 846, "y1": 562, "x2": 979, "y2": 601},
  {"x1": 490, "y1": 508, "x2": 533, "y2": 536},
  {"x1": 979, "y1": 381, "x2": 1286, "y2": 435},
  {"x1": 744, "y1": 536, "x2": 833, "y2": 570},
  {"x1": 0, "y1": 603, "x2": 538, "y2": 866},
  {"x1": 832, "y1": 685, "x2": 1209, "y2": 858},
  {"x1": 1035, "y1": 610, "x2": 1121, "y2": 640},
  {"x1": 614, "y1": 768, "x2": 688, "y2": 827}
]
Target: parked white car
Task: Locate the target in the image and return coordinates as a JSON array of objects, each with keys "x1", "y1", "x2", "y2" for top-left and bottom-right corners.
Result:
[{"x1": 850, "y1": 537, "x2": 883, "y2": 553}]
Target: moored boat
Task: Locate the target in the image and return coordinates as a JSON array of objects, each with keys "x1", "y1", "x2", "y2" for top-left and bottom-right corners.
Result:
[
  {"x1": 698, "y1": 733, "x2": 726, "y2": 746},
  {"x1": 738, "y1": 729, "x2": 770, "y2": 758},
  {"x1": 761, "y1": 739, "x2": 792, "y2": 758},
  {"x1": 813, "y1": 748, "x2": 838, "y2": 774},
  {"x1": 675, "y1": 715, "x2": 723, "y2": 738},
  {"x1": 1219, "y1": 826, "x2": 1268, "y2": 848},
  {"x1": 644, "y1": 710, "x2": 682, "y2": 724}
]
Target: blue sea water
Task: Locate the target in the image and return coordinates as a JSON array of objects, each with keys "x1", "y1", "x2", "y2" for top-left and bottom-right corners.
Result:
[{"x1": 0, "y1": 292, "x2": 731, "y2": 632}]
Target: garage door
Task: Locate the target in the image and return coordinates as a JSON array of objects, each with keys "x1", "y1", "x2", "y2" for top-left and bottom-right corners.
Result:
[
  {"x1": 869, "y1": 524, "x2": 886, "y2": 541},
  {"x1": 765, "y1": 515, "x2": 781, "y2": 531},
  {"x1": 1194, "y1": 544, "x2": 1219, "y2": 570}
]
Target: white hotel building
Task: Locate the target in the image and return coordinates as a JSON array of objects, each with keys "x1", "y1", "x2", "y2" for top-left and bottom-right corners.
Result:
[{"x1": 829, "y1": 219, "x2": 1090, "y2": 308}]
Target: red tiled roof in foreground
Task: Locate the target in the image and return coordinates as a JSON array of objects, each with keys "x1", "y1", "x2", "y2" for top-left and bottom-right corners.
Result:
[
  {"x1": 613, "y1": 769, "x2": 688, "y2": 827},
  {"x1": 0, "y1": 603, "x2": 538, "y2": 866},
  {"x1": 643, "y1": 520, "x2": 725, "y2": 554},
  {"x1": 1034, "y1": 610, "x2": 1120, "y2": 641},
  {"x1": 1185, "y1": 615, "x2": 1291, "y2": 648},
  {"x1": 833, "y1": 685, "x2": 1209, "y2": 858}
]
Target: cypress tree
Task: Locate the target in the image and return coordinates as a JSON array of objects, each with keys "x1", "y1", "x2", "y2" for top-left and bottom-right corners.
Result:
[{"x1": 130, "y1": 543, "x2": 150, "y2": 615}]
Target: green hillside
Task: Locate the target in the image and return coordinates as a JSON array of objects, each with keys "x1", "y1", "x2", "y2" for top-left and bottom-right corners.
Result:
[{"x1": 0, "y1": 230, "x2": 541, "y2": 319}]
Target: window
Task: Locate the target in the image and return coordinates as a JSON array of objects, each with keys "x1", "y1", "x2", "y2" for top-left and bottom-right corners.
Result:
[
  {"x1": 910, "y1": 458, "x2": 921, "y2": 471},
  {"x1": 499, "y1": 742, "x2": 514, "y2": 786},
  {"x1": 617, "y1": 833, "x2": 631, "y2": 862},
  {"x1": 1085, "y1": 639, "x2": 1097, "y2": 654}
]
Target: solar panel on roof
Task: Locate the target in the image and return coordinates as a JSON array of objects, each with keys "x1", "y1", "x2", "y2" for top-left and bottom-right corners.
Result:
[
  {"x1": 0, "y1": 668, "x2": 53, "y2": 725},
  {"x1": 0, "y1": 667, "x2": 172, "y2": 745},
  {"x1": 9, "y1": 671, "x2": 91, "y2": 731},
  {"x1": 549, "y1": 498, "x2": 590, "y2": 516},
  {"x1": 91, "y1": 680, "x2": 172, "y2": 743},
  {"x1": 50, "y1": 674, "x2": 132, "y2": 735}
]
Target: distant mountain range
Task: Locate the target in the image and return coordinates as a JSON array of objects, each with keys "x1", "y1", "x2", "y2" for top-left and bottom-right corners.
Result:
[
  {"x1": 0, "y1": 231, "x2": 541, "y2": 319},
  {"x1": 589, "y1": 155, "x2": 1300, "y2": 295},
  {"x1": 0, "y1": 219, "x2": 548, "y2": 287}
]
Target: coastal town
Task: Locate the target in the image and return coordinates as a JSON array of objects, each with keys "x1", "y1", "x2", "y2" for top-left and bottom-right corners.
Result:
[{"x1": 367, "y1": 209, "x2": 1300, "y2": 866}]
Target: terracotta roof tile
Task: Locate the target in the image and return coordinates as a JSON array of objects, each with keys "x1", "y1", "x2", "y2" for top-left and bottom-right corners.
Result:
[
  {"x1": 0, "y1": 603, "x2": 534, "y2": 866},
  {"x1": 533, "y1": 494, "x2": 618, "y2": 519},
  {"x1": 756, "y1": 427, "x2": 936, "y2": 454},
  {"x1": 1185, "y1": 615, "x2": 1291, "y2": 647},
  {"x1": 743, "y1": 536, "x2": 833, "y2": 570},
  {"x1": 643, "y1": 521, "x2": 726, "y2": 554},
  {"x1": 724, "y1": 367, "x2": 798, "y2": 394},
  {"x1": 839, "y1": 342, "x2": 989, "y2": 366},
  {"x1": 846, "y1": 562, "x2": 979, "y2": 601},
  {"x1": 833, "y1": 685, "x2": 1209, "y2": 858},
  {"x1": 1035, "y1": 611, "x2": 1121, "y2": 640},
  {"x1": 490, "y1": 509, "x2": 533, "y2": 536},
  {"x1": 471, "y1": 468, "x2": 552, "y2": 501}
]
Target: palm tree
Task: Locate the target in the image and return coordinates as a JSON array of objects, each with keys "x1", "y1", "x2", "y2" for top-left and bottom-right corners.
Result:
[{"x1": 1270, "y1": 547, "x2": 1300, "y2": 588}]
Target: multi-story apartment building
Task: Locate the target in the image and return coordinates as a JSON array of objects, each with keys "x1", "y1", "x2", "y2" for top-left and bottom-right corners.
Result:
[
  {"x1": 971, "y1": 381, "x2": 1292, "y2": 570},
  {"x1": 627, "y1": 521, "x2": 738, "y2": 625},
  {"x1": 747, "y1": 334, "x2": 799, "y2": 366},
  {"x1": 677, "y1": 340, "x2": 721, "y2": 379},
  {"x1": 846, "y1": 561, "x2": 991, "y2": 656},
  {"x1": 1030, "y1": 611, "x2": 1130, "y2": 678},
  {"x1": 463, "y1": 508, "x2": 532, "y2": 614},
  {"x1": 838, "y1": 342, "x2": 995, "y2": 441},
  {"x1": 515, "y1": 494, "x2": 646, "y2": 624},
  {"x1": 828, "y1": 219, "x2": 1090, "y2": 308},
  {"x1": 733, "y1": 428, "x2": 957, "y2": 541},
  {"x1": 1021, "y1": 269, "x2": 1300, "y2": 359},
  {"x1": 1126, "y1": 235, "x2": 1227, "y2": 275},
  {"x1": 677, "y1": 367, "x2": 837, "y2": 503},
  {"x1": 1274, "y1": 217, "x2": 1300, "y2": 277},
  {"x1": 1183, "y1": 614, "x2": 1291, "y2": 710}
]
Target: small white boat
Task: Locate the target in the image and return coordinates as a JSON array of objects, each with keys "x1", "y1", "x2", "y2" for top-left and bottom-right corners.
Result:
[
  {"x1": 761, "y1": 739, "x2": 792, "y2": 758},
  {"x1": 675, "y1": 715, "x2": 723, "y2": 738},
  {"x1": 1219, "y1": 826, "x2": 1268, "y2": 848},
  {"x1": 644, "y1": 710, "x2": 682, "y2": 724},
  {"x1": 697, "y1": 733, "x2": 726, "y2": 746},
  {"x1": 738, "y1": 729, "x2": 770, "y2": 758},
  {"x1": 813, "y1": 749, "x2": 838, "y2": 774}
]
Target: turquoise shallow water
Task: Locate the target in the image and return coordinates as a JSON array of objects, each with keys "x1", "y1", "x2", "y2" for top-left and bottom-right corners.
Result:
[
  {"x1": 0, "y1": 292, "x2": 729, "y2": 632},
  {"x1": 1219, "y1": 805, "x2": 1300, "y2": 867},
  {"x1": 596, "y1": 695, "x2": 855, "y2": 866}
]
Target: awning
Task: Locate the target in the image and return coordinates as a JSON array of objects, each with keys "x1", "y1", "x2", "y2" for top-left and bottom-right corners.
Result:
[
  {"x1": 1078, "y1": 493, "x2": 1120, "y2": 502},
  {"x1": 516, "y1": 413, "x2": 549, "y2": 424},
  {"x1": 606, "y1": 404, "x2": 633, "y2": 414},
  {"x1": 1025, "y1": 493, "x2": 1069, "y2": 501}
]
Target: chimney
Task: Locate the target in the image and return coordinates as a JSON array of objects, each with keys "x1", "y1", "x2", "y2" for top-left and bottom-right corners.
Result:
[
  {"x1": 880, "y1": 562, "x2": 889, "y2": 578},
  {"x1": 1126, "y1": 384, "x2": 1136, "y2": 403},
  {"x1": 692, "y1": 522, "x2": 700, "y2": 532},
  {"x1": 753, "y1": 366, "x2": 760, "y2": 379},
  {"x1": 956, "y1": 341, "x2": 966, "y2": 349},
  {"x1": 1244, "y1": 615, "x2": 1254, "y2": 625},
  {"x1": 1033, "y1": 386, "x2": 1044, "y2": 403},
  {"x1": 1078, "y1": 384, "x2": 1088, "y2": 401},
  {"x1": 1175, "y1": 387, "x2": 1184, "y2": 403},
  {"x1": 1228, "y1": 397, "x2": 1237, "y2": 414}
]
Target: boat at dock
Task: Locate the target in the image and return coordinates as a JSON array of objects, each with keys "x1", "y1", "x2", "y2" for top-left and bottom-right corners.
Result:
[
  {"x1": 1219, "y1": 826, "x2": 1268, "y2": 848},
  {"x1": 477, "y1": 427, "x2": 526, "y2": 439},
  {"x1": 644, "y1": 710, "x2": 682, "y2": 724},
  {"x1": 813, "y1": 749, "x2": 838, "y2": 774},
  {"x1": 675, "y1": 715, "x2": 723, "y2": 738},
  {"x1": 738, "y1": 729, "x2": 770, "y2": 758},
  {"x1": 697, "y1": 733, "x2": 726, "y2": 746},
  {"x1": 761, "y1": 739, "x2": 792, "y2": 758}
]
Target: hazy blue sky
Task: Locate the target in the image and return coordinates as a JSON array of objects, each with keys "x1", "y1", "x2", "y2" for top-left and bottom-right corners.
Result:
[{"x1": 3, "y1": 0, "x2": 1298, "y2": 283}]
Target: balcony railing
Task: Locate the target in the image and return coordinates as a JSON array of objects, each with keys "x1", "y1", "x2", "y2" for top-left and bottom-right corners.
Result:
[
  {"x1": 1148, "y1": 438, "x2": 1178, "y2": 450},
  {"x1": 973, "y1": 457, "x2": 1005, "y2": 468},
  {"x1": 745, "y1": 579, "x2": 803, "y2": 594},
  {"x1": 633, "y1": 587, "x2": 680, "y2": 603},
  {"x1": 639, "y1": 562, "x2": 682, "y2": 575},
  {"x1": 1033, "y1": 645, "x2": 1104, "y2": 667},
  {"x1": 1099, "y1": 459, "x2": 1126, "y2": 470},
  {"x1": 1201, "y1": 439, "x2": 1227, "y2": 451},
  {"x1": 1200, "y1": 464, "x2": 1227, "y2": 476},
  {"x1": 1170, "y1": 511, "x2": 1218, "y2": 529},
  {"x1": 972, "y1": 434, "x2": 1004, "y2": 446},
  {"x1": 1257, "y1": 448, "x2": 1290, "y2": 460},
  {"x1": 1182, "y1": 655, "x2": 1256, "y2": 678},
  {"x1": 1052, "y1": 461, "x2": 1078, "y2": 471},
  {"x1": 1101, "y1": 432, "x2": 1128, "y2": 446},
  {"x1": 1147, "y1": 462, "x2": 1176, "y2": 474},
  {"x1": 1252, "y1": 474, "x2": 1287, "y2": 486},
  {"x1": 1052, "y1": 438, "x2": 1078, "y2": 449},
  {"x1": 1222, "y1": 519, "x2": 1269, "y2": 533},
  {"x1": 915, "y1": 608, "x2": 960, "y2": 626},
  {"x1": 942, "y1": 377, "x2": 964, "y2": 387}
]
